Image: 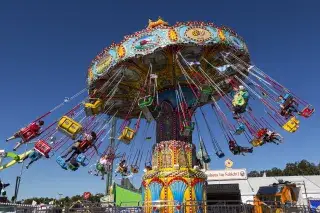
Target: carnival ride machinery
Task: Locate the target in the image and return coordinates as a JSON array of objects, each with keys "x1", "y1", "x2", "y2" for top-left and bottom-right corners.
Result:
[
  {"x1": 0, "y1": 17, "x2": 315, "y2": 213},
  {"x1": 253, "y1": 180, "x2": 301, "y2": 213},
  {"x1": 85, "y1": 18, "x2": 314, "y2": 212}
]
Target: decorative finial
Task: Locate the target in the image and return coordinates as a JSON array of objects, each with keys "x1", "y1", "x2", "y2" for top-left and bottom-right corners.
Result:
[{"x1": 147, "y1": 17, "x2": 169, "y2": 29}]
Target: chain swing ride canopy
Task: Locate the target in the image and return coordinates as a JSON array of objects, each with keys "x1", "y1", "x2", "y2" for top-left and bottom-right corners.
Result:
[{"x1": 87, "y1": 18, "x2": 250, "y2": 119}]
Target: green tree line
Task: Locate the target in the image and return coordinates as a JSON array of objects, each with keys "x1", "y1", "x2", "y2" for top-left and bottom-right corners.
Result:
[{"x1": 248, "y1": 160, "x2": 320, "y2": 177}]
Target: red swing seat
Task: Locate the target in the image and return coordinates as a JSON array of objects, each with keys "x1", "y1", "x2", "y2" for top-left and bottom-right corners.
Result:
[
  {"x1": 34, "y1": 140, "x2": 52, "y2": 156},
  {"x1": 255, "y1": 129, "x2": 267, "y2": 139},
  {"x1": 19, "y1": 126, "x2": 39, "y2": 142},
  {"x1": 78, "y1": 140, "x2": 93, "y2": 152},
  {"x1": 300, "y1": 105, "x2": 315, "y2": 118}
]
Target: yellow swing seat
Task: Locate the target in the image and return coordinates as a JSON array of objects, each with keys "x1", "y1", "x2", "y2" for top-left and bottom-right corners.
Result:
[
  {"x1": 250, "y1": 139, "x2": 264, "y2": 147},
  {"x1": 58, "y1": 116, "x2": 83, "y2": 140},
  {"x1": 84, "y1": 99, "x2": 104, "y2": 116},
  {"x1": 118, "y1": 127, "x2": 136, "y2": 144},
  {"x1": 282, "y1": 116, "x2": 300, "y2": 133}
]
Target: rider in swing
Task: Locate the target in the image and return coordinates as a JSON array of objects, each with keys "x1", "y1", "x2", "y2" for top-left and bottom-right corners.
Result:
[
  {"x1": 6, "y1": 120, "x2": 44, "y2": 151},
  {"x1": 25, "y1": 149, "x2": 50, "y2": 169},
  {"x1": 263, "y1": 129, "x2": 283, "y2": 145},
  {"x1": 144, "y1": 162, "x2": 152, "y2": 172},
  {"x1": 62, "y1": 131, "x2": 98, "y2": 162},
  {"x1": 278, "y1": 95, "x2": 301, "y2": 118},
  {"x1": 92, "y1": 155, "x2": 110, "y2": 180},
  {"x1": 116, "y1": 159, "x2": 129, "y2": 176},
  {"x1": 232, "y1": 85, "x2": 249, "y2": 119},
  {"x1": 228, "y1": 140, "x2": 253, "y2": 155}
]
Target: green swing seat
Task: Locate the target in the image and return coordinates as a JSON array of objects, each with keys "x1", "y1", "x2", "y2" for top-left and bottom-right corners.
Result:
[
  {"x1": 68, "y1": 163, "x2": 79, "y2": 171},
  {"x1": 200, "y1": 86, "x2": 213, "y2": 103},
  {"x1": 96, "y1": 162, "x2": 105, "y2": 172},
  {"x1": 138, "y1": 96, "x2": 154, "y2": 108},
  {"x1": 201, "y1": 85, "x2": 213, "y2": 95},
  {"x1": 138, "y1": 96, "x2": 156, "y2": 122}
]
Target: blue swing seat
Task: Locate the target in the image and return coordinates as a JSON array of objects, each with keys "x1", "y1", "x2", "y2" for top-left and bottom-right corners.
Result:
[
  {"x1": 76, "y1": 154, "x2": 89, "y2": 166},
  {"x1": 216, "y1": 151, "x2": 225, "y2": 158},
  {"x1": 56, "y1": 156, "x2": 68, "y2": 170},
  {"x1": 203, "y1": 156, "x2": 211, "y2": 163},
  {"x1": 29, "y1": 151, "x2": 42, "y2": 161},
  {"x1": 234, "y1": 124, "x2": 245, "y2": 135},
  {"x1": 279, "y1": 93, "x2": 292, "y2": 104}
]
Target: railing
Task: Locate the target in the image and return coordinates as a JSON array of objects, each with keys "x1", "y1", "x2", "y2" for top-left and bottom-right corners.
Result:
[{"x1": 0, "y1": 200, "x2": 318, "y2": 213}]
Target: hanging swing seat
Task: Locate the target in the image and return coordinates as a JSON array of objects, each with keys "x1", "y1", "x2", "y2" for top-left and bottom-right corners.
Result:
[
  {"x1": 216, "y1": 151, "x2": 225, "y2": 158},
  {"x1": 58, "y1": 116, "x2": 83, "y2": 140},
  {"x1": 76, "y1": 154, "x2": 89, "y2": 166},
  {"x1": 19, "y1": 126, "x2": 39, "y2": 142},
  {"x1": 84, "y1": 99, "x2": 104, "y2": 116},
  {"x1": 201, "y1": 85, "x2": 213, "y2": 95},
  {"x1": 145, "y1": 162, "x2": 152, "y2": 171},
  {"x1": 117, "y1": 165, "x2": 130, "y2": 176},
  {"x1": 234, "y1": 124, "x2": 245, "y2": 135},
  {"x1": 139, "y1": 96, "x2": 156, "y2": 122},
  {"x1": 138, "y1": 96, "x2": 154, "y2": 108},
  {"x1": 232, "y1": 91, "x2": 249, "y2": 107},
  {"x1": 5, "y1": 152, "x2": 20, "y2": 161},
  {"x1": 280, "y1": 93, "x2": 292, "y2": 104},
  {"x1": 78, "y1": 140, "x2": 93, "y2": 152},
  {"x1": 250, "y1": 139, "x2": 264, "y2": 147},
  {"x1": 68, "y1": 162, "x2": 79, "y2": 171},
  {"x1": 28, "y1": 150, "x2": 42, "y2": 161},
  {"x1": 230, "y1": 147, "x2": 241, "y2": 155},
  {"x1": 200, "y1": 86, "x2": 213, "y2": 103},
  {"x1": 202, "y1": 155, "x2": 211, "y2": 163},
  {"x1": 300, "y1": 105, "x2": 315, "y2": 118},
  {"x1": 34, "y1": 140, "x2": 51, "y2": 156},
  {"x1": 96, "y1": 162, "x2": 105, "y2": 172},
  {"x1": 118, "y1": 127, "x2": 136, "y2": 144},
  {"x1": 56, "y1": 156, "x2": 68, "y2": 170},
  {"x1": 256, "y1": 128, "x2": 268, "y2": 139},
  {"x1": 181, "y1": 122, "x2": 195, "y2": 137},
  {"x1": 282, "y1": 116, "x2": 299, "y2": 133},
  {"x1": 130, "y1": 165, "x2": 139, "y2": 174},
  {"x1": 232, "y1": 96, "x2": 245, "y2": 107}
]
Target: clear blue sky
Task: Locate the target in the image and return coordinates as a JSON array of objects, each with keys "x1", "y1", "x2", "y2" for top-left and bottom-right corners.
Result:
[{"x1": 0, "y1": 0, "x2": 319, "y2": 200}]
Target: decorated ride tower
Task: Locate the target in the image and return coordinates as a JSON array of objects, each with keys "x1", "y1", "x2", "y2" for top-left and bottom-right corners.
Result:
[{"x1": 87, "y1": 18, "x2": 250, "y2": 212}]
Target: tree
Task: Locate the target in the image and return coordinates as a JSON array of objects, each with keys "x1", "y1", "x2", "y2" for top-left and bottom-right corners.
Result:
[
  {"x1": 248, "y1": 160, "x2": 320, "y2": 177},
  {"x1": 248, "y1": 171, "x2": 260, "y2": 177},
  {"x1": 267, "y1": 167, "x2": 283, "y2": 176}
]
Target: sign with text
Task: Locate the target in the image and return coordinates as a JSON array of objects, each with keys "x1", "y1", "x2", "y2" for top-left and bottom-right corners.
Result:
[{"x1": 206, "y1": 169, "x2": 248, "y2": 181}]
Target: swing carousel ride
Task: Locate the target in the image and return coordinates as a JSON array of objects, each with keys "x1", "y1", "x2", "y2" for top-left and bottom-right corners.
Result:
[{"x1": 0, "y1": 18, "x2": 315, "y2": 211}]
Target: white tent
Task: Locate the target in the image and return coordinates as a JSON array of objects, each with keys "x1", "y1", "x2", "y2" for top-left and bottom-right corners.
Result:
[{"x1": 206, "y1": 169, "x2": 320, "y2": 203}]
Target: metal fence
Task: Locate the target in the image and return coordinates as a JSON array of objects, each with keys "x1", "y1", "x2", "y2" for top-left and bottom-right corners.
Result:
[{"x1": 0, "y1": 201, "x2": 319, "y2": 213}]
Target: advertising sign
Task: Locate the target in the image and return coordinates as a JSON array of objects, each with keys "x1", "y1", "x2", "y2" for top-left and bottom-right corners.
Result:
[{"x1": 206, "y1": 169, "x2": 248, "y2": 181}]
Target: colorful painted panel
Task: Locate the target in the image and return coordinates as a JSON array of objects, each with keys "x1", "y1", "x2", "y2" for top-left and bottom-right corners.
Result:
[{"x1": 88, "y1": 21, "x2": 249, "y2": 84}]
